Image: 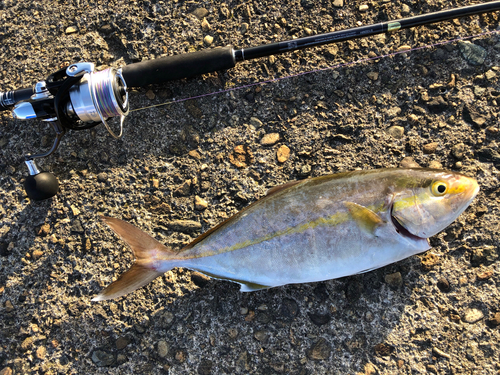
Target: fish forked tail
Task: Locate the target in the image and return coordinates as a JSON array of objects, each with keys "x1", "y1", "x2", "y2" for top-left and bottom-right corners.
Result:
[{"x1": 92, "y1": 216, "x2": 178, "y2": 301}]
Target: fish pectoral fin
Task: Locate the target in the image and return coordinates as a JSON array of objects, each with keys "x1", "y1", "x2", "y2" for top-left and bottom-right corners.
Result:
[
  {"x1": 239, "y1": 282, "x2": 271, "y2": 292},
  {"x1": 343, "y1": 201, "x2": 384, "y2": 236}
]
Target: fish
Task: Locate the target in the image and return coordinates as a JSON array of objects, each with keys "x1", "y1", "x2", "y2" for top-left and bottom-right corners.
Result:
[{"x1": 92, "y1": 168, "x2": 479, "y2": 301}]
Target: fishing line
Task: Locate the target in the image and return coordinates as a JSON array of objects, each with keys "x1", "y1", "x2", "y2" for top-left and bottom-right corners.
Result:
[{"x1": 130, "y1": 28, "x2": 500, "y2": 114}]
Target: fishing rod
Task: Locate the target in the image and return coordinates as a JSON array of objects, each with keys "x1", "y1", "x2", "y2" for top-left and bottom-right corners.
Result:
[{"x1": 1, "y1": 0, "x2": 500, "y2": 201}]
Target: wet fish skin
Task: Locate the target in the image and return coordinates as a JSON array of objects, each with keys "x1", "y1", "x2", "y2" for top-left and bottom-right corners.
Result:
[{"x1": 92, "y1": 168, "x2": 479, "y2": 301}]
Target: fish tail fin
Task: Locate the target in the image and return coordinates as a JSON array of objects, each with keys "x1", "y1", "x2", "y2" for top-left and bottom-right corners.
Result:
[{"x1": 92, "y1": 216, "x2": 177, "y2": 301}]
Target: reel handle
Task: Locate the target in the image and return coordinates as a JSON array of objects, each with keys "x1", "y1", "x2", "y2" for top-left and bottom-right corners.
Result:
[
  {"x1": 121, "y1": 46, "x2": 236, "y2": 87},
  {"x1": 23, "y1": 160, "x2": 59, "y2": 201}
]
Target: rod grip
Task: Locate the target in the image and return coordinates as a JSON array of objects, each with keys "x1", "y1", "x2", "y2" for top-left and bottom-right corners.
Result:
[{"x1": 121, "y1": 46, "x2": 236, "y2": 87}]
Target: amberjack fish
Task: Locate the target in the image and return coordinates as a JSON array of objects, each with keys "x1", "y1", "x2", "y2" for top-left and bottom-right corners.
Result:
[{"x1": 92, "y1": 168, "x2": 479, "y2": 301}]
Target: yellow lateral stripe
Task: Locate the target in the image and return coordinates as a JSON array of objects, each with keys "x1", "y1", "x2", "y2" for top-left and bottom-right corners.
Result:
[{"x1": 175, "y1": 202, "x2": 386, "y2": 259}]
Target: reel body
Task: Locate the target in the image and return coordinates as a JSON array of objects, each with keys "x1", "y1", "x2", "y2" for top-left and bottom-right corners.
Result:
[{"x1": 9, "y1": 62, "x2": 129, "y2": 200}]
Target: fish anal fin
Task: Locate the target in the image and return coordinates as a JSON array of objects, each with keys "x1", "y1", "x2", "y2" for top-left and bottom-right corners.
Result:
[
  {"x1": 92, "y1": 263, "x2": 163, "y2": 301},
  {"x1": 239, "y1": 282, "x2": 271, "y2": 292},
  {"x1": 343, "y1": 201, "x2": 384, "y2": 235}
]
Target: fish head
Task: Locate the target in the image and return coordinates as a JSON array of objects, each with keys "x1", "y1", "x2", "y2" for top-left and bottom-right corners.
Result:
[{"x1": 391, "y1": 170, "x2": 479, "y2": 239}]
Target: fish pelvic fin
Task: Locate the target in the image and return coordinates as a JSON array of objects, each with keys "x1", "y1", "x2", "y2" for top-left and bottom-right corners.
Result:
[
  {"x1": 343, "y1": 201, "x2": 384, "y2": 235},
  {"x1": 92, "y1": 216, "x2": 177, "y2": 301}
]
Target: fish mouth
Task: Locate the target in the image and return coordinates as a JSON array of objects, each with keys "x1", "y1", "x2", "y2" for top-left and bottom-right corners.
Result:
[{"x1": 390, "y1": 204, "x2": 426, "y2": 241}]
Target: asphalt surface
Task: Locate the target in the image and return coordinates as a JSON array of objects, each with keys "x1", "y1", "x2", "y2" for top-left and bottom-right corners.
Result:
[{"x1": 1, "y1": 0, "x2": 500, "y2": 374}]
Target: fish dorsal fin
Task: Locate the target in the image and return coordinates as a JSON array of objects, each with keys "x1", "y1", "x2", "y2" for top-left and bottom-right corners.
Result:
[
  {"x1": 343, "y1": 201, "x2": 384, "y2": 235},
  {"x1": 266, "y1": 180, "x2": 302, "y2": 197}
]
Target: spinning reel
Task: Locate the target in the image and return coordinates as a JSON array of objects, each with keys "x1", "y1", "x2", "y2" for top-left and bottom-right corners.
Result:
[{"x1": 1, "y1": 63, "x2": 129, "y2": 200}]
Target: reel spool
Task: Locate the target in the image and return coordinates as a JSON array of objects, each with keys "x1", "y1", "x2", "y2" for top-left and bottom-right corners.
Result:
[{"x1": 66, "y1": 63, "x2": 129, "y2": 138}]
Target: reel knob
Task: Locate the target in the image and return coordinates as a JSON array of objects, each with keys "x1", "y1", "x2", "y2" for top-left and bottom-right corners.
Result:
[{"x1": 24, "y1": 160, "x2": 59, "y2": 201}]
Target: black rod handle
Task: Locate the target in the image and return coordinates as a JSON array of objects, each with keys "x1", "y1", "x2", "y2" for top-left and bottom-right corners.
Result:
[
  {"x1": 0, "y1": 87, "x2": 34, "y2": 111},
  {"x1": 121, "y1": 46, "x2": 236, "y2": 87}
]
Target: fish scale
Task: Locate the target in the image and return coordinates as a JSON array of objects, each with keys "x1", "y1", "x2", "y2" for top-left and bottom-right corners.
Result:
[{"x1": 92, "y1": 168, "x2": 479, "y2": 301}]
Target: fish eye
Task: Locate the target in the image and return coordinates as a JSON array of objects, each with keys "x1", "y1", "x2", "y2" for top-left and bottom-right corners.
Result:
[{"x1": 431, "y1": 181, "x2": 448, "y2": 196}]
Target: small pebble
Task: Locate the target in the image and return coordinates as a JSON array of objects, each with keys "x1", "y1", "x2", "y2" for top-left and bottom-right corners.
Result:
[
  {"x1": 421, "y1": 252, "x2": 439, "y2": 271},
  {"x1": 175, "y1": 350, "x2": 186, "y2": 362},
  {"x1": 463, "y1": 308, "x2": 484, "y2": 323},
  {"x1": 423, "y1": 142, "x2": 439, "y2": 154},
  {"x1": 92, "y1": 350, "x2": 115, "y2": 367},
  {"x1": 32, "y1": 250, "x2": 43, "y2": 260},
  {"x1": 277, "y1": 145, "x2": 290, "y2": 163},
  {"x1": 260, "y1": 133, "x2": 280, "y2": 146},
  {"x1": 5, "y1": 300, "x2": 14, "y2": 313},
  {"x1": 158, "y1": 340, "x2": 169, "y2": 358},
  {"x1": 387, "y1": 126, "x2": 404, "y2": 139},
  {"x1": 229, "y1": 145, "x2": 254, "y2": 168},
  {"x1": 477, "y1": 269, "x2": 493, "y2": 280},
  {"x1": 241, "y1": 23, "x2": 249, "y2": 34},
  {"x1": 400, "y1": 157, "x2": 420, "y2": 168},
  {"x1": 201, "y1": 18, "x2": 211, "y2": 32},
  {"x1": 249, "y1": 117, "x2": 263, "y2": 127},
  {"x1": 451, "y1": 143, "x2": 466, "y2": 159},
  {"x1": 188, "y1": 150, "x2": 202, "y2": 160},
  {"x1": 428, "y1": 160, "x2": 442, "y2": 169},
  {"x1": 384, "y1": 272, "x2": 402, "y2": 287},
  {"x1": 36, "y1": 346, "x2": 46, "y2": 359},
  {"x1": 487, "y1": 312, "x2": 500, "y2": 326},
  {"x1": 37, "y1": 223, "x2": 51, "y2": 236},
  {"x1": 65, "y1": 26, "x2": 78, "y2": 34},
  {"x1": 204, "y1": 35, "x2": 213, "y2": 46},
  {"x1": 254, "y1": 330, "x2": 269, "y2": 342},
  {"x1": 367, "y1": 72, "x2": 379, "y2": 81},
  {"x1": 20, "y1": 337, "x2": 34, "y2": 351},
  {"x1": 374, "y1": 343, "x2": 394, "y2": 356},
  {"x1": 195, "y1": 196, "x2": 208, "y2": 210},
  {"x1": 116, "y1": 337, "x2": 130, "y2": 350},
  {"x1": 227, "y1": 328, "x2": 238, "y2": 340},
  {"x1": 146, "y1": 90, "x2": 155, "y2": 100},
  {"x1": 308, "y1": 312, "x2": 332, "y2": 326},
  {"x1": 168, "y1": 220, "x2": 202, "y2": 233},
  {"x1": 71, "y1": 205, "x2": 81, "y2": 216},
  {"x1": 192, "y1": 8, "x2": 209, "y2": 20},
  {"x1": 332, "y1": 0, "x2": 343, "y2": 7},
  {"x1": 174, "y1": 180, "x2": 191, "y2": 196},
  {"x1": 437, "y1": 277, "x2": 451, "y2": 292},
  {"x1": 359, "y1": 4, "x2": 369, "y2": 12},
  {"x1": 458, "y1": 41, "x2": 487, "y2": 66},
  {"x1": 401, "y1": 4, "x2": 411, "y2": 14},
  {"x1": 0, "y1": 367, "x2": 12, "y2": 375},
  {"x1": 307, "y1": 338, "x2": 331, "y2": 360}
]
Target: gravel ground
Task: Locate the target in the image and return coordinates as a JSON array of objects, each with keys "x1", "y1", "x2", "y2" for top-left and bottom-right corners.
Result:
[{"x1": 1, "y1": 0, "x2": 500, "y2": 374}]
